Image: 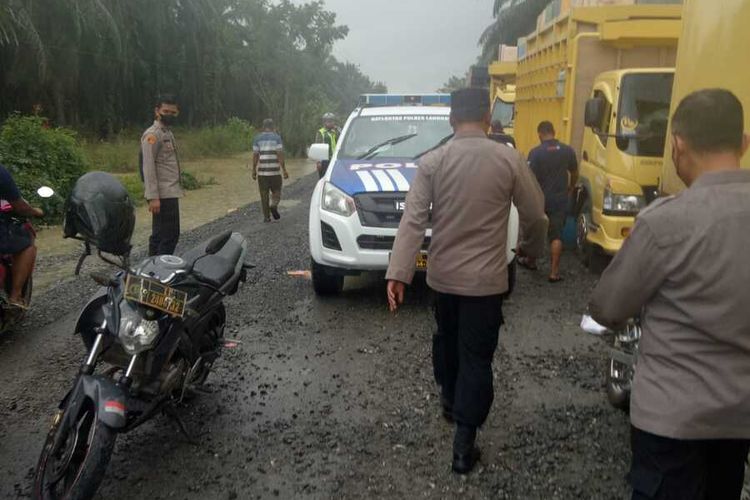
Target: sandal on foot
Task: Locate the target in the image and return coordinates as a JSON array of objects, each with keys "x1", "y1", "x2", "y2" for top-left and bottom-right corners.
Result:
[
  {"x1": 548, "y1": 275, "x2": 563, "y2": 283},
  {"x1": 7, "y1": 298, "x2": 29, "y2": 310}
]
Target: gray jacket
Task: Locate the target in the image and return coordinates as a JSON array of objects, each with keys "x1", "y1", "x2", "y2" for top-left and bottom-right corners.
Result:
[
  {"x1": 141, "y1": 121, "x2": 183, "y2": 200},
  {"x1": 590, "y1": 169, "x2": 750, "y2": 439}
]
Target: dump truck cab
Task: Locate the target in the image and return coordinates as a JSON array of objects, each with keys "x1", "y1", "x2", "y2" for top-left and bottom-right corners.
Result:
[
  {"x1": 579, "y1": 68, "x2": 674, "y2": 254},
  {"x1": 489, "y1": 56, "x2": 517, "y2": 137}
]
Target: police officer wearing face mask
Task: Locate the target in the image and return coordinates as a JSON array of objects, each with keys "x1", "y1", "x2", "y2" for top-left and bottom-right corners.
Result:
[{"x1": 141, "y1": 94, "x2": 183, "y2": 256}]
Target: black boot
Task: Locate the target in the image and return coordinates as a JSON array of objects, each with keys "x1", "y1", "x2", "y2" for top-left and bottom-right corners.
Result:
[{"x1": 452, "y1": 423, "x2": 480, "y2": 474}]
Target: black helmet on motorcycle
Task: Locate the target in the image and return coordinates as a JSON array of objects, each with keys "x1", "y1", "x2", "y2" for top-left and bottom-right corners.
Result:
[{"x1": 63, "y1": 172, "x2": 135, "y2": 256}]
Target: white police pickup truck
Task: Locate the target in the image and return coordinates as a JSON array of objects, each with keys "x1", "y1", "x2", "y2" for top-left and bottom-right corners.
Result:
[{"x1": 307, "y1": 93, "x2": 519, "y2": 295}]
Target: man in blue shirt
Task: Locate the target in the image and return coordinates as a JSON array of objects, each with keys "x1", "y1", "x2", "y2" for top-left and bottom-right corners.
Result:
[
  {"x1": 0, "y1": 165, "x2": 44, "y2": 308},
  {"x1": 252, "y1": 119, "x2": 289, "y2": 222},
  {"x1": 521, "y1": 121, "x2": 578, "y2": 282}
]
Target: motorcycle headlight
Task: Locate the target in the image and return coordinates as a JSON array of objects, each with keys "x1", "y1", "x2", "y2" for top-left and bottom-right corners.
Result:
[
  {"x1": 603, "y1": 186, "x2": 645, "y2": 216},
  {"x1": 321, "y1": 182, "x2": 356, "y2": 217},
  {"x1": 119, "y1": 303, "x2": 161, "y2": 355}
]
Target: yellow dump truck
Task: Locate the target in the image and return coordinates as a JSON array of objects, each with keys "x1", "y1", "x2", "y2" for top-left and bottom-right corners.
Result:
[
  {"x1": 660, "y1": 0, "x2": 750, "y2": 194},
  {"x1": 489, "y1": 45, "x2": 517, "y2": 136},
  {"x1": 513, "y1": 2, "x2": 682, "y2": 262}
]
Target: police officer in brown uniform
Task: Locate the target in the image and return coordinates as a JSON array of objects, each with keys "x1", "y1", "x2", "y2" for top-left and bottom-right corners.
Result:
[
  {"x1": 141, "y1": 94, "x2": 183, "y2": 256},
  {"x1": 386, "y1": 88, "x2": 547, "y2": 474},
  {"x1": 590, "y1": 89, "x2": 750, "y2": 499}
]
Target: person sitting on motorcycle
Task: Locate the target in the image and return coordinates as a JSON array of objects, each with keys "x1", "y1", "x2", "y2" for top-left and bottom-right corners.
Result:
[{"x1": 0, "y1": 164, "x2": 44, "y2": 309}]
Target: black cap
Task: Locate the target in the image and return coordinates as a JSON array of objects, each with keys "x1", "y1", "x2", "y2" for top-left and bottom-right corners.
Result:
[{"x1": 451, "y1": 87, "x2": 490, "y2": 122}]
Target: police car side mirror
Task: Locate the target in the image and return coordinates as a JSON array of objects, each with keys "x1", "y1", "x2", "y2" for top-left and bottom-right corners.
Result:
[{"x1": 308, "y1": 143, "x2": 330, "y2": 162}]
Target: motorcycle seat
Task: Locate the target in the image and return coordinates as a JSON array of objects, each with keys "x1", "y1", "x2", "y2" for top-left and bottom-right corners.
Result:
[{"x1": 183, "y1": 233, "x2": 244, "y2": 288}]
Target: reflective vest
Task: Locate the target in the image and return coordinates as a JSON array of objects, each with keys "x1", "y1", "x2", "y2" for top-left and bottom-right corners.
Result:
[{"x1": 318, "y1": 127, "x2": 338, "y2": 154}]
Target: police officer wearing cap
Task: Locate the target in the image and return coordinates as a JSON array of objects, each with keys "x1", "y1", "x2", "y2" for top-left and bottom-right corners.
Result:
[
  {"x1": 314, "y1": 112, "x2": 340, "y2": 178},
  {"x1": 141, "y1": 94, "x2": 183, "y2": 256},
  {"x1": 386, "y1": 88, "x2": 547, "y2": 474}
]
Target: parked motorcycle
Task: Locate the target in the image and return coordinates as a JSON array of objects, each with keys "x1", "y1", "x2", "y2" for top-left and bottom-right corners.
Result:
[
  {"x1": 0, "y1": 186, "x2": 55, "y2": 333},
  {"x1": 31, "y1": 173, "x2": 252, "y2": 500},
  {"x1": 581, "y1": 315, "x2": 641, "y2": 411}
]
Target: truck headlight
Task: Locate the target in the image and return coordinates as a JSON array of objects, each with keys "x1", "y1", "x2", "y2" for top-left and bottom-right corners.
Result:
[
  {"x1": 119, "y1": 303, "x2": 161, "y2": 355},
  {"x1": 322, "y1": 182, "x2": 356, "y2": 217},
  {"x1": 603, "y1": 186, "x2": 645, "y2": 216}
]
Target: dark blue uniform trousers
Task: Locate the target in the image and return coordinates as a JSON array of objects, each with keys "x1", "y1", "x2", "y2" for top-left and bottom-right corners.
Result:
[{"x1": 432, "y1": 292, "x2": 504, "y2": 427}]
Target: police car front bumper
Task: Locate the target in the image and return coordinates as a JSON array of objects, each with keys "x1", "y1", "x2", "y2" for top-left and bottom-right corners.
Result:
[{"x1": 310, "y1": 209, "x2": 430, "y2": 272}]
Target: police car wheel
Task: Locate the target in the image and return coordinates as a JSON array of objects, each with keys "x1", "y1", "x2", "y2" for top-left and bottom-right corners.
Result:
[{"x1": 311, "y1": 259, "x2": 344, "y2": 295}]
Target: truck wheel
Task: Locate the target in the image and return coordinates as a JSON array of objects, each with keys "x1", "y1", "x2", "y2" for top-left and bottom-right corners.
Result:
[
  {"x1": 576, "y1": 212, "x2": 593, "y2": 267},
  {"x1": 311, "y1": 258, "x2": 344, "y2": 296}
]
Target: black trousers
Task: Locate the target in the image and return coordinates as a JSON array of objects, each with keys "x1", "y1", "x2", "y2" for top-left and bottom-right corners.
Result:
[
  {"x1": 149, "y1": 198, "x2": 180, "y2": 256},
  {"x1": 432, "y1": 292, "x2": 504, "y2": 427},
  {"x1": 629, "y1": 426, "x2": 750, "y2": 500},
  {"x1": 318, "y1": 160, "x2": 330, "y2": 179}
]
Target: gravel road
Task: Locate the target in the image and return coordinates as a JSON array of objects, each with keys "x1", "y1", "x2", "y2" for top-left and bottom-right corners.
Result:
[{"x1": 1, "y1": 173, "x2": 643, "y2": 499}]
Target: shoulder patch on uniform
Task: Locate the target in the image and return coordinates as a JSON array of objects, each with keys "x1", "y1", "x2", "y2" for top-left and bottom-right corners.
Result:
[{"x1": 146, "y1": 134, "x2": 157, "y2": 145}]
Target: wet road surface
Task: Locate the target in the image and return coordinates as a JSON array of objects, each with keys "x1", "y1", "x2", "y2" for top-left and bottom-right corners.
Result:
[{"x1": 1, "y1": 173, "x2": 638, "y2": 499}]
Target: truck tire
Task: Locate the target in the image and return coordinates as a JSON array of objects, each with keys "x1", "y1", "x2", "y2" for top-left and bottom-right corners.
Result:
[
  {"x1": 311, "y1": 258, "x2": 344, "y2": 296},
  {"x1": 576, "y1": 212, "x2": 594, "y2": 267}
]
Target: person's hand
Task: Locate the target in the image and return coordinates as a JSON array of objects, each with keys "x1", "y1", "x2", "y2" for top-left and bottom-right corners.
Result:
[
  {"x1": 387, "y1": 280, "x2": 406, "y2": 313},
  {"x1": 283, "y1": 169, "x2": 290, "y2": 180},
  {"x1": 316, "y1": 161, "x2": 322, "y2": 173},
  {"x1": 148, "y1": 199, "x2": 161, "y2": 215},
  {"x1": 32, "y1": 207, "x2": 44, "y2": 218}
]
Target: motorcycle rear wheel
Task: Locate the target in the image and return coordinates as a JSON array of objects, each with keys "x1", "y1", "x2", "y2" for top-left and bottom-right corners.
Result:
[{"x1": 33, "y1": 397, "x2": 117, "y2": 500}]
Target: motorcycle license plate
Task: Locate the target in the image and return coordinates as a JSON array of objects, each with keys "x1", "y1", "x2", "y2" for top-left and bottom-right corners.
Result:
[{"x1": 124, "y1": 275, "x2": 187, "y2": 318}]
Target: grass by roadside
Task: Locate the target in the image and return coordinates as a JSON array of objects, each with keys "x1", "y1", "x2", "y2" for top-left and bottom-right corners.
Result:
[{"x1": 80, "y1": 118, "x2": 254, "y2": 204}]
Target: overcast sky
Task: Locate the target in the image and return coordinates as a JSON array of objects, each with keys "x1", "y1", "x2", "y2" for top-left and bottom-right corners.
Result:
[{"x1": 291, "y1": 0, "x2": 494, "y2": 93}]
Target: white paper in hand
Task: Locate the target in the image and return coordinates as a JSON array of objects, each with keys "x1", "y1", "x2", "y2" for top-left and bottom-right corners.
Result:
[{"x1": 580, "y1": 314, "x2": 610, "y2": 336}]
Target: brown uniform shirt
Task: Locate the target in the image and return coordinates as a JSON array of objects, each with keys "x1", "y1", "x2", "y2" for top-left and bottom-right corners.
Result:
[
  {"x1": 141, "y1": 121, "x2": 183, "y2": 201},
  {"x1": 590, "y1": 169, "x2": 750, "y2": 439},
  {"x1": 386, "y1": 130, "x2": 547, "y2": 296}
]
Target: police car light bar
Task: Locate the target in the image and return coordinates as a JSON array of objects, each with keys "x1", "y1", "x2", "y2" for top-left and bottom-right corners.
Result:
[{"x1": 359, "y1": 94, "x2": 451, "y2": 107}]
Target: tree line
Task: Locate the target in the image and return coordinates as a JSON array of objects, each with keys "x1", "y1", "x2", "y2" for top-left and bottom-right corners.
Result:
[{"x1": 0, "y1": 0, "x2": 386, "y2": 153}]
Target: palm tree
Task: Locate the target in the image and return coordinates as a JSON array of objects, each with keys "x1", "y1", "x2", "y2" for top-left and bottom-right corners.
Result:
[{"x1": 480, "y1": 0, "x2": 552, "y2": 64}]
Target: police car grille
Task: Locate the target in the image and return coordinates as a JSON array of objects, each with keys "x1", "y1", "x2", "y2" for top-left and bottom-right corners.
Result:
[
  {"x1": 354, "y1": 193, "x2": 405, "y2": 228},
  {"x1": 357, "y1": 235, "x2": 431, "y2": 251},
  {"x1": 354, "y1": 193, "x2": 431, "y2": 228}
]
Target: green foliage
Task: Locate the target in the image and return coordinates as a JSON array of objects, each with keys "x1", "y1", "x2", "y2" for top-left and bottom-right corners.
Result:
[
  {"x1": 118, "y1": 173, "x2": 145, "y2": 207},
  {"x1": 0, "y1": 0, "x2": 385, "y2": 151},
  {"x1": 180, "y1": 171, "x2": 202, "y2": 191},
  {"x1": 480, "y1": 0, "x2": 552, "y2": 64},
  {"x1": 438, "y1": 75, "x2": 467, "y2": 94},
  {"x1": 0, "y1": 115, "x2": 87, "y2": 221},
  {"x1": 81, "y1": 118, "x2": 255, "y2": 174},
  {"x1": 177, "y1": 118, "x2": 254, "y2": 159}
]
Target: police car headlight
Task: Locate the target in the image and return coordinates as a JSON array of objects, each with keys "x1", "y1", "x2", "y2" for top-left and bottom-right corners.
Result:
[
  {"x1": 322, "y1": 182, "x2": 356, "y2": 217},
  {"x1": 603, "y1": 186, "x2": 645, "y2": 216},
  {"x1": 119, "y1": 303, "x2": 161, "y2": 355}
]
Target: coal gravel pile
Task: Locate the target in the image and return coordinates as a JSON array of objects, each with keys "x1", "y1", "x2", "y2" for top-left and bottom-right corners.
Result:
[{"x1": 0, "y1": 172, "x2": 711, "y2": 499}]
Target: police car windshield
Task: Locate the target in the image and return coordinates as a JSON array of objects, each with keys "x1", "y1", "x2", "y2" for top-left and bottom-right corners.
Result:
[{"x1": 338, "y1": 114, "x2": 452, "y2": 160}]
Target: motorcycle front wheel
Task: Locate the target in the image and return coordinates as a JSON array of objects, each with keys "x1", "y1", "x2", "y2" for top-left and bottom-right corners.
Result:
[
  {"x1": 605, "y1": 358, "x2": 631, "y2": 412},
  {"x1": 32, "y1": 397, "x2": 117, "y2": 500}
]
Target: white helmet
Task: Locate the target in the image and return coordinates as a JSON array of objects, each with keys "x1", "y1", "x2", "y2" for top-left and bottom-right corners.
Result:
[{"x1": 322, "y1": 112, "x2": 336, "y2": 121}]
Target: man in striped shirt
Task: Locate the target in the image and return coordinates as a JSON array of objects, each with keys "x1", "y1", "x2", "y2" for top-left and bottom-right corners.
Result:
[{"x1": 252, "y1": 119, "x2": 289, "y2": 222}]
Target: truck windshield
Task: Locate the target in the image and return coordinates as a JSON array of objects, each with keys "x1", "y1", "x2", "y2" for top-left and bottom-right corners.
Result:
[
  {"x1": 616, "y1": 73, "x2": 674, "y2": 158},
  {"x1": 338, "y1": 115, "x2": 452, "y2": 160},
  {"x1": 491, "y1": 98, "x2": 514, "y2": 128}
]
